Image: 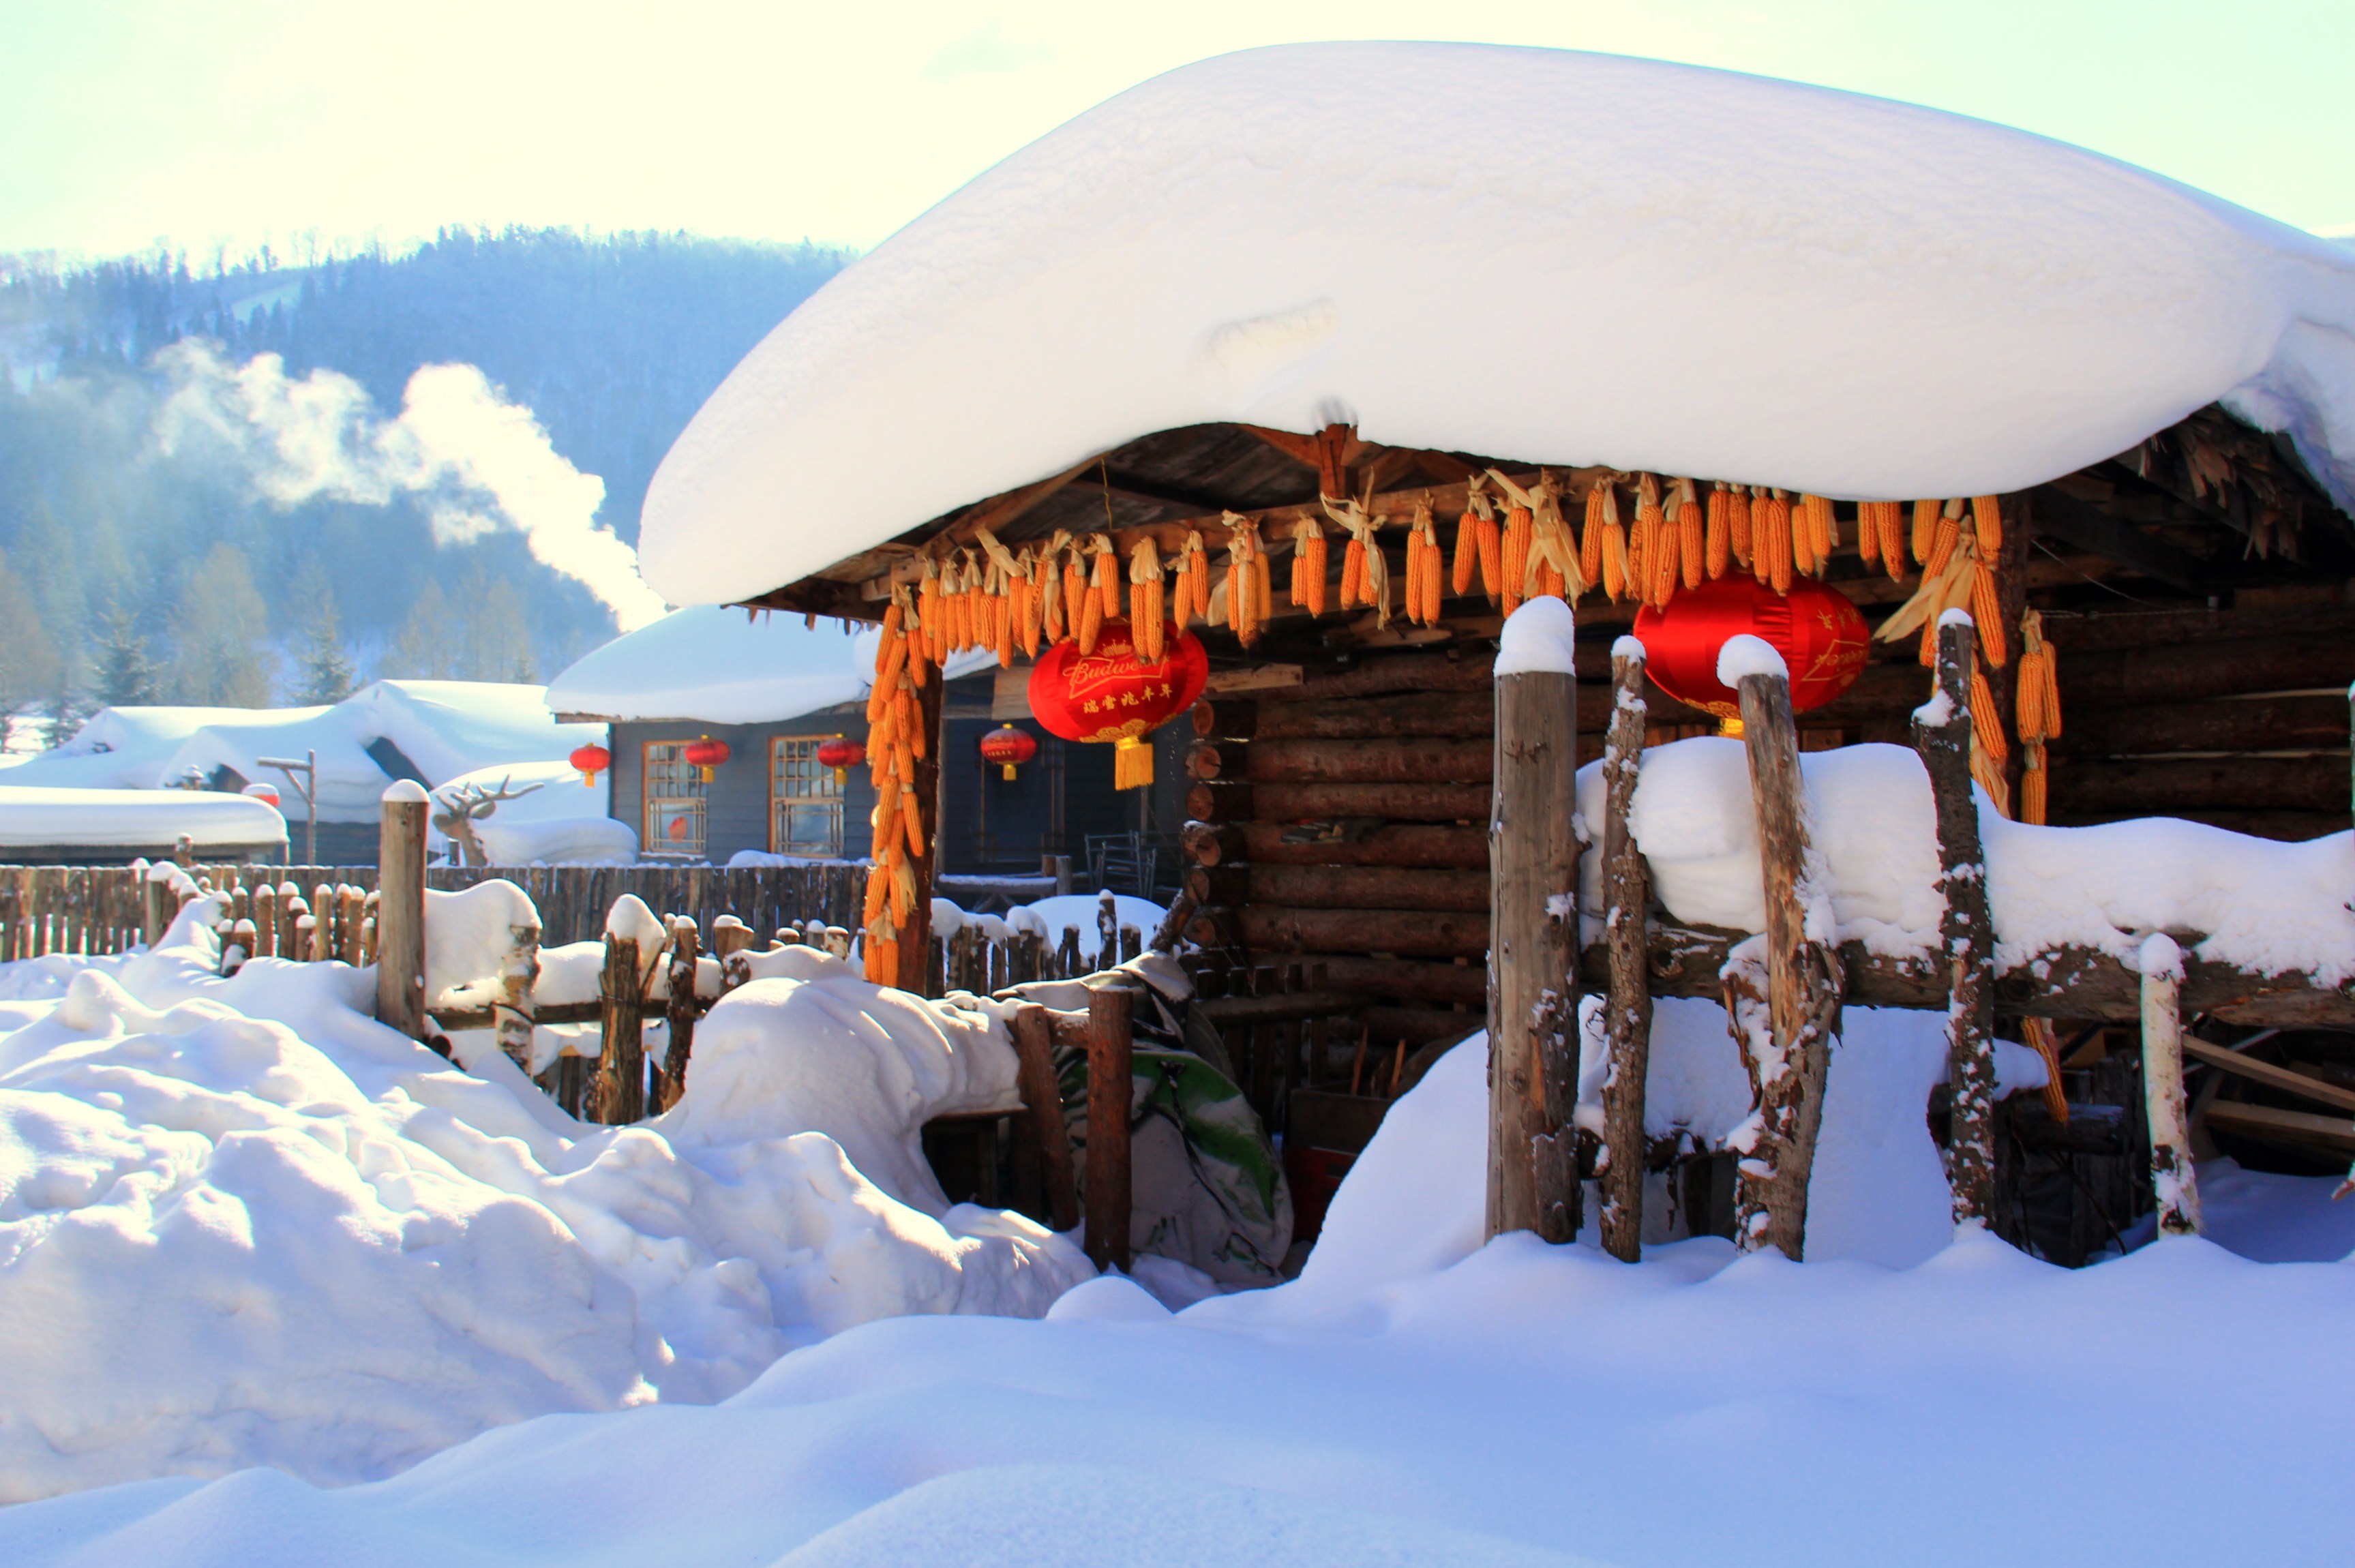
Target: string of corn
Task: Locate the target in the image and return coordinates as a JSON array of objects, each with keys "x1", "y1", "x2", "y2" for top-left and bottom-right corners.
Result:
[
  {"x1": 1705, "y1": 481, "x2": 1731, "y2": 579},
  {"x1": 1291, "y1": 518, "x2": 1329, "y2": 618},
  {"x1": 1728, "y1": 484, "x2": 1753, "y2": 571},
  {"x1": 1128, "y1": 538, "x2": 1164, "y2": 663},
  {"x1": 1676, "y1": 478, "x2": 1705, "y2": 591},
  {"x1": 1972, "y1": 495, "x2": 2004, "y2": 555},
  {"x1": 1912, "y1": 498, "x2": 1941, "y2": 565}
]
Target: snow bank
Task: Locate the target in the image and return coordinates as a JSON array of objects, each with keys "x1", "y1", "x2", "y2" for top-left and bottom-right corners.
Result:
[
  {"x1": 639, "y1": 42, "x2": 2355, "y2": 606},
  {"x1": 11, "y1": 681, "x2": 603, "y2": 824},
  {"x1": 1577, "y1": 737, "x2": 2355, "y2": 980},
  {"x1": 1015, "y1": 892, "x2": 1167, "y2": 964},
  {"x1": 0, "y1": 785, "x2": 285, "y2": 849},
  {"x1": 543, "y1": 604, "x2": 1000, "y2": 725},
  {"x1": 0, "y1": 901, "x2": 1087, "y2": 1503}
]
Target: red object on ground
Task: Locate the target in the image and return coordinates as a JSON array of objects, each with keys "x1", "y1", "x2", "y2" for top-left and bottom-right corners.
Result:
[
  {"x1": 569, "y1": 742, "x2": 613, "y2": 787},
  {"x1": 1028, "y1": 623, "x2": 1209, "y2": 789},
  {"x1": 978, "y1": 725, "x2": 1039, "y2": 780},
  {"x1": 1633, "y1": 576, "x2": 1869, "y2": 723}
]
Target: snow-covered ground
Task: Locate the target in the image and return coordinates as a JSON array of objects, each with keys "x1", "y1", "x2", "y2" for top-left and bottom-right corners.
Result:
[{"x1": 3, "y1": 1030, "x2": 2349, "y2": 1567}]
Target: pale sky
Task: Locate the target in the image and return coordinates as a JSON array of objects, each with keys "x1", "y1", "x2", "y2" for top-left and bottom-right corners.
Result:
[{"x1": 3, "y1": 0, "x2": 2348, "y2": 265}]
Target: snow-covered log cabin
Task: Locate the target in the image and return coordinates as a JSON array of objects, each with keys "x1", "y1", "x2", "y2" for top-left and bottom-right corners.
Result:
[{"x1": 631, "y1": 44, "x2": 2355, "y2": 1260}]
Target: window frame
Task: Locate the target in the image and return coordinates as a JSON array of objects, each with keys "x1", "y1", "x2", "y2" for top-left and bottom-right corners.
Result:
[
  {"x1": 642, "y1": 740, "x2": 708, "y2": 859},
  {"x1": 768, "y1": 732, "x2": 845, "y2": 858}
]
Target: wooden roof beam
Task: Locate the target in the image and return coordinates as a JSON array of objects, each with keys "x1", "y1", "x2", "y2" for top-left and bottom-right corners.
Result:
[{"x1": 2028, "y1": 485, "x2": 2203, "y2": 591}]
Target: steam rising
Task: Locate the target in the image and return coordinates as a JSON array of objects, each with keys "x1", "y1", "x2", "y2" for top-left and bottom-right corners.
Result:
[{"x1": 153, "y1": 342, "x2": 670, "y2": 632}]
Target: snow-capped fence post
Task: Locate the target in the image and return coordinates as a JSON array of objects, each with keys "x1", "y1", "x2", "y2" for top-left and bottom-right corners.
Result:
[
  {"x1": 139, "y1": 867, "x2": 168, "y2": 948},
  {"x1": 597, "y1": 929, "x2": 648, "y2": 1125},
  {"x1": 2139, "y1": 934, "x2": 2202, "y2": 1237},
  {"x1": 1723, "y1": 636, "x2": 1845, "y2": 1259},
  {"x1": 1013, "y1": 1004, "x2": 1081, "y2": 1234},
  {"x1": 659, "y1": 917, "x2": 700, "y2": 1111},
  {"x1": 1486, "y1": 599, "x2": 1582, "y2": 1244},
  {"x1": 495, "y1": 911, "x2": 541, "y2": 1083},
  {"x1": 1084, "y1": 983, "x2": 1137, "y2": 1271},
  {"x1": 712, "y1": 916, "x2": 755, "y2": 993},
  {"x1": 1915, "y1": 612, "x2": 1999, "y2": 1226},
  {"x1": 376, "y1": 782, "x2": 431, "y2": 1040},
  {"x1": 1599, "y1": 637, "x2": 1653, "y2": 1263}
]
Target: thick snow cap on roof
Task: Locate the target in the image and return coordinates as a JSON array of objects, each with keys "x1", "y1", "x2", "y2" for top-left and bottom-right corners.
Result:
[
  {"x1": 639, "y1": 42, "x2": 2355, "y2": 607},
  {"x1": 544, "y1": 605, "x2": 998, "y2": 724},
  {"x1": 0, "y1": 787, "x2": 286, "y2": 849}
]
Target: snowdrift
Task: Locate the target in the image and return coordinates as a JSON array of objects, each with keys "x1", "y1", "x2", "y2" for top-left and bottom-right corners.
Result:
[
  {"x1": 0, "y1": 785, "x2": 285, "y2": 851},
  {"x1": 638, "y1": 42, "x2": 2355, "y2": 606}
]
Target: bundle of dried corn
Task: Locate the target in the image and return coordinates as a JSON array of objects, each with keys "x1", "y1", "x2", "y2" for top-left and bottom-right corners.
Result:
[
  {"x1": 1290, "y1": 518, "x2": 1329, "y2": 618},
  {"x1": 1222, "y1": 512, "x2": 1272, "y2": 645},
  {"x1": 1405, "y1": 499, "x2": 1445, "y2": 624},
  {"x1": 1456, "y1": 472, "x2": 1498, "y2": 602},
  {"x1": 2015, "y1": 607, "x2": 2062, "y2": 826},
  {"x1": 1128, "y1": 537, "x2": 1165, "y2": 663}
]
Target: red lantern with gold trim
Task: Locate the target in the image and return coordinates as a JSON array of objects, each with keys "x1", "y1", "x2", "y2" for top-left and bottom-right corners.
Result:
[
  {"x1": 569, "y1": 742, "x2": 612, "y2": 787},
  {"x1": 1028, "y1": 622, "x2": 1209, "y2": 789},
  {"x1": 815, "y1": 736, "x2": 864, "y2": 785},
  {"x1": 1633, "y1": 576, "x2": 1867, "y2": 728},
  {"x1": 682, "y1": 736, "x2": 732, "y2": 782},
  {"x1": 978, "y1": 725, "x2": 1039, "y2": 781}
]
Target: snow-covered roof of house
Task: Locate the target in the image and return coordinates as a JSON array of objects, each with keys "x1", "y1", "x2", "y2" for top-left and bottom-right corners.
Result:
[
  {"x1": 0, "y1": 786, "x2": 286, "y2": 850},
  {"x1": 635, "y1": 42, "x2": 2355, "y2": 609},
  {"x1": 7, "y1": 681, "x2": 604, "y2": 823},
  {"x1": 543, "y1": 605, "x2": 999, "y2": 724}
]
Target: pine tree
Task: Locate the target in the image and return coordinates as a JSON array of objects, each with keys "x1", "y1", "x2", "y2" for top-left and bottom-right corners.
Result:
[
  {"x1": 289, "y1": 560, "x2": 355, "y2": 704},
  {"x1": 385, "y1": 580, "x2": 458, "y2": 679},
  {"x1": 168, "y1": 543, "x2": 275, "y2": 706},
  {"x1": 94, "y1": 601, "x2": 160, "y2": 708},
  {"x1": 0, "y1": 549, "x2": 63, "y2": 749}
]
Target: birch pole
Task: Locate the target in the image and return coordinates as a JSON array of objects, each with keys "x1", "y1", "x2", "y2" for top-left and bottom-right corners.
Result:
[
  {"x1": 1598, "y1": 637, "x2": 1653, "y2": 1263},
  {"x1": 1487, "y1": 599, "x2": 1582, "y2": 1243},
  {"x1": 2140, "y1": 933, "x2": 2202, "y2": 1236},
  {"x1": 1914, "y1": 612, "x2": 1998, "y2": 1225},
  {"x1": 1723, "y1": 636, "x2": 1844, "y2": 1258}
]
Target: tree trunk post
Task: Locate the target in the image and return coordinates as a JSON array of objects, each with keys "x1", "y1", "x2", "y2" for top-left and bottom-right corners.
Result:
[
  {"x1": 1013, "y1": 1004, "x2": 1081, "y2": 1233},
  {"x1": 1726, "y1": 640, "x2": 1845, "y2": 1258},
  {"x1": 1486, "y1": 599, "x2": 1582, "y2": 1243},
  {"x1": 1599, "y1": 637, "x2": 1653, "y2": 1262},
  {"x1": 495, "y1": 911, "x2": 541, "y2": 1082},
  {"x1": 597, "y1": 933, "x2": 646, "y2": 1124},
  {"x1": 1085, "y1": 984, "x2": 1136, "y2": 1271},
  {"x1": 139, "y1": 869, "x2": 166, "y2": 948},
  {"x1": 1915, "y1": 612, "x2": 1999, "y2": 1226},
  {"x1": 375, "y1": 782, "x2": 430, "y2": 1040},
  {"x1": 661, "y1": 918, "x2": 700, "y2": 1110},
  {"x1": 2139, "y1": 934, "x2": 2202, "y2": 1236}
]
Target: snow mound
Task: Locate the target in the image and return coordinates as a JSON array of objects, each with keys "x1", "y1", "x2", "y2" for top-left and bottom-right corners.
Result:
[
  {"x1": 0, "y1": 785, "x2": 285, "y2": 849},
  {"x1": 639, "y1": 42, "x2": 2355, "y2": 605},
  {"x1": 0, "y1": 901, "x2": 1088, "y2": 1503},
  {"x1": 1015, "y1": 892, "x2": 1166, "y2": 965}
]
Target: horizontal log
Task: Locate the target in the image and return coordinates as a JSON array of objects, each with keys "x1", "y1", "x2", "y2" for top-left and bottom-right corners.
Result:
[
  {"x1": 1187, "y1": 862, "x2": 1490, "y2": 912},
  {"x1": 1270, "y1": 651, "x2": 1495, "y2": 702},
  {"x1": 1186, "y1": 780, "x2": 1492, "y2": 824},
  {"x1": 1186, "y1": 740, "x2": 1240, "y2": 781},
  {"x1": 2048, "y1": 807, "x2": 2348, "y2": 842},
  {"x1": 1239, "y1": 736, "x2": 1493, "y2": 785},
  {"x1": 2181, "y1": 1034, "x2": 2355, "y2": 1114},
  {"x1": 1574, "y1": 922, "x2": 2355, "y2": 1029},
  {"x1": 2048, "y1": 756, "x2": 2345, "y2": 814},
  {"x1": 1181, "y1": 820, "x2": 1488, "y2": 870},
  {"x1": 2038, "y1": 598, "x2": 2355, "y2": 656},
  {"x1": 1195, "y1": 989, "x2": 1368, "y2": 1024},
  {"x1": 1197, "y1": 904, "x2": 1490, "y2": 959},
  {"x1": 1293, "y1": 954, "x2": 1488, "y2": 1006},
  {"x1": 1362, "y1": 1005, "x2": 1483, "y2": 1046},
  {"x1": 1193, "y1": 699, "x2": 1259, "y2": 740},
  {"x1": 2062, "y1": 634, "x2": 2355, "y2": 708},
  {"x1": 2202, "y1": 1101, "x2": 2355, "y2": 1158},
  {"x1": 2052, "y1": 695, "x2": 2350, "y2": 759}
]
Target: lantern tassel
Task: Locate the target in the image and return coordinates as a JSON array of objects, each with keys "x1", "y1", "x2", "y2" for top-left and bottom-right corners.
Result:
[{"x1": 1114, "y1": 735, "x2": 1153, "y2": 791}]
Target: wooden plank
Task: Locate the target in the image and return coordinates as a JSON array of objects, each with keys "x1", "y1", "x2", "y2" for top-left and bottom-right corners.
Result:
[
  {"x1": 2202, "y1": 1100, "x2": 2355, "y2": 1156},
  {"x1": 2028, "y1": 484, "x2": 2201, "y2": 590},
  {"x1": 1013, "y1": 1004, "x2": 1081, "y2": 1234},
  {"x1": 2181, "y1": 1035, "x2": 2355, "y2": 1114}
]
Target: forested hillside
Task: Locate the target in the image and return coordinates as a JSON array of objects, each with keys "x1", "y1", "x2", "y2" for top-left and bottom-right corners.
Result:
[{"x1": 0, "y1": 229, "x2": 847, "y2": 741}]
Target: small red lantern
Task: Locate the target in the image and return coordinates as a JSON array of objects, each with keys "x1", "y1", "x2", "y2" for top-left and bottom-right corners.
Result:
[
  {"x1": 815, "y1": 736, "x2": 865, "y2": 785},
  {"x1": 1028, "y1": 622, "x2": 1209, "y2": 789},
  {"x1": 682, "y1": 736, "x2": 732, "y2": 782},
  {"x1": 569, "y1": 742, "x2": 613, "y2": 787},
  {"x1": 1633, "y1": 576, "x2": 1869, "y2": 728},
  {"x1": 978, "y1": 725, "x2": 1039, "y2": 781}
]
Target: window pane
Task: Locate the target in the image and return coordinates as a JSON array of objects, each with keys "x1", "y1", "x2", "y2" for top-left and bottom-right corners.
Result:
[{"x1": 644, "y1": 742, "x2": 708, "y2": 857}]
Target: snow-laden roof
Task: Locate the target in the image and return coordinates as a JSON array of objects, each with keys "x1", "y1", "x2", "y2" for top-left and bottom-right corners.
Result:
[
  {"x1": 544, "y1": 605, "x2": 998, "y2": 723},
  {"x1": 0, "y1": 786, "x2": 286, "y2": 849},
  {"x1": 638, "y1": 42, "x2": 2355, "y2": 607},
  {"x1": 7, "y1": 681, "x2": 603, "y2": 822}
]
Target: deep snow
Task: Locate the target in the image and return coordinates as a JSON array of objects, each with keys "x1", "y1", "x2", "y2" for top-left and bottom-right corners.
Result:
[{"x1": 638, "y1": 42, "x2": 2355, "y2": 606}]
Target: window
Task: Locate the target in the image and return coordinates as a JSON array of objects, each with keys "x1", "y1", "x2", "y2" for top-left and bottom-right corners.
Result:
[
  {"x1": 770, "y1": 735, "x2": 844, "y2": 857},
  {"x1": 643, "y1": 742, "x2": 706, "y2": 858}
]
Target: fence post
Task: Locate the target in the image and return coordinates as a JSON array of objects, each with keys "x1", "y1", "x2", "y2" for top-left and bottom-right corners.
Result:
[
  {"x1": 1915, "y1": 612, "x2": 1998, "y2": 1226},
  {"x1": 661, "y1": 917, "x2": 700, "y2": 1110},
  {"x1": 597, "y1": 931, "x2": 647, "y2": 1125},
  {"x1": 1014, "y1": 1004, "x2": 1081, "y2": 1233},
  {"x1": 1599, "y1": 636, "x2": 1653, "y2": 1263},
  {"x1": 1725, "y1": 636, "x2": 1846, "y2": 1258},
  {"x1": 1487, "y1": 599, "x2": 1582, "y2": 1244},
  {"x1": 1085, "y1": 984, "x2": 1136, "y2": 1271},
  {"x1": 374, "y1": 783, "x2": 430, "y2": 1039},
  {"x1": 140, "y1": 867, "x2": 167, "y2": 948},
  {"x1": 2140, "y1": 933, "x2": 2201, "y2": 1236},
  {"x1": 496, "y1": 907, "x2": 541, "y2": 1083},
  {"x1": 713, "y1": 916, "x2": 755, "y2": 991}
]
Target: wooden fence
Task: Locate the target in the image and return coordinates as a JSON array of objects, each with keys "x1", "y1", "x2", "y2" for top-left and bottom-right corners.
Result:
[{"x1": 0, "y1": 862, "x2": 869, "y2": 960}]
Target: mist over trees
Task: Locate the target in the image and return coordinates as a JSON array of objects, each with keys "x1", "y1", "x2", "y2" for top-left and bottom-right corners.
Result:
[{"x1": 0, "y1": 228, "x2": 848, "y2": 719}]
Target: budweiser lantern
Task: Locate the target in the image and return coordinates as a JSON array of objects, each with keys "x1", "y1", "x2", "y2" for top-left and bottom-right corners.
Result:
[
  {"x1": 978, "y1": 725, "x2": 1039, "y2": 781},
  {"x1": 1028, "y1": 622, "x2": 1209, "y2": 789},
  {"x1": 1633, "y1": 575, "x2": 1868, "y2": 728},
  {"x1": 815, "y1": 736, "x2": 864, "y2": 785},
  {"x1": 682, "y1": 736, "x2": 732, "y2": 783},
  {"x1": 569, "y1": 742, "x2": 612, "y2": 787}
]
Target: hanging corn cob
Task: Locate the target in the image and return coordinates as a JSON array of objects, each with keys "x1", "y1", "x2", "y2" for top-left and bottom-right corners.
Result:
[
  {"x1": 1858, "y1": 502, "x2": 1882, "y2": 569},
  {"x1": 1527, "y1": 472, "x2": 1582, "y2": 603},
  {"x1": 976, "y1": 528, "x2": 1023, "y2": 668},
  {"x1": 1075, "y1": 544, "x2": 1105, "y2": 654},
  {"x1": 1969, "y1": 557, "x2": 2007, "y2": 667},
  {"x1": 1176, "y1": 528, "x2": 1211, "y2": 628},
  {"x1": 1705, "y1": 481, "x2": 1732, "y2": 579},
  {"x1": 1011, "y1": 548, "x2": 1040, "y2": 658},
  {"x1": 1799, "y1": 493, "x2": 1835, "y2": 575},
  {"x1": 1862, "y1": 501, "x2": 1904, "y2": 582},
  {"x1": 1406, "y1": 500, "x2": 1443, "y2": 624},
  {"x1": 1728, "y1": 483, "x2": 1754, "y2": 572},
  {"x1": 1972, "y1": 495, "x2": 2004, "y2": 555},
  {"x1": 1675, "y1": 478, "x2": 1705, "y2": 591},
  {"x1": 1222, "y1": 512, "x2": 1269, "y2": 645},
  {"x1": 1323, "y1": 495, "x2": 1390, "y2": 628},
  {"x1": 1087, "y1": 533, "x2": 1121, "y2": 626},
  {"x1": 1922, "y1": 498, "x2": 1964, "y2": 579},
  {"x1": 916, "y1": 555, "x2": 944, "y2": 667},
  {"x1": 1758, "y1": 489, "x2": 1794, "y2": 595},
  {"x1": 1788, "y1": 493, "x2": 1818, "y2": 577},
  {"x1": 1912, "y1": 498, "x2": 1942, "y2": 567},
  {"x1": 1499, "y1": 487, "x2": 1533, "y2": 618},
  {"x1": 1454, "y1": 472, "x2": 1495, "y2": 601},
  {"x1": 1291, "y1": 517, "x2": 1329, "y2": 618},
  {"x1": 1032, "y1": 530, "x2": 1068, "y2": 645},
  {"x1": 1128, "y1": 538, "x2": 1165, "y2": 664},
  {"x1": 1580, "y1": 479, "x2": 1608, "y2": 588},
  {"x1": 2016, "y1": 607, "x2": 2060, "y2": 825}
]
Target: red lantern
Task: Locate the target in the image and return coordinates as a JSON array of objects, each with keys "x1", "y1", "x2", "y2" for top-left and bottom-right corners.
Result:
[
  {"x1": 682, "y1": 736, "x2": 732, "y2": 782},
  {"x1": 1028, "y1": 622, "x2": 1209, "y2": 790},
  {"x1": 978, "y1": 725, "x2": 1039, "y2": 781},
  {"x1": 569, "y1": 742, "x2": 612, "y2": 787},
  {"x1": 1633, "y1": 577, "x2": 1868, "y2": 728},
  {"x1": 815, "y1": 736, "x2": 865, "y2": 785}
]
